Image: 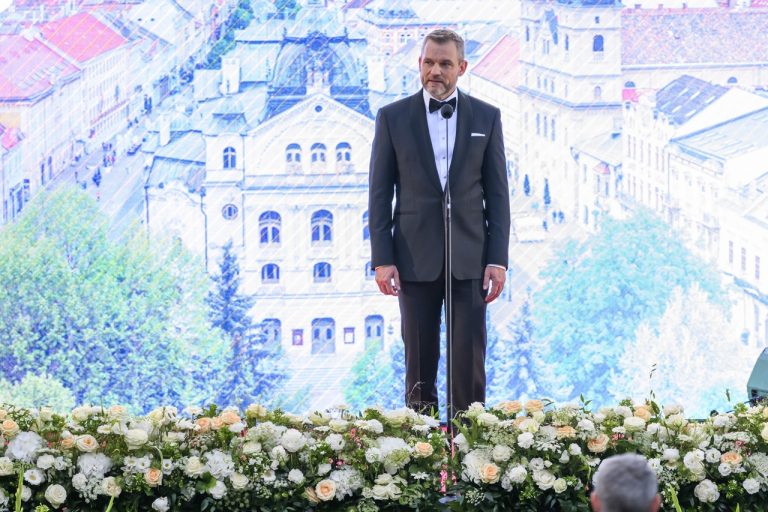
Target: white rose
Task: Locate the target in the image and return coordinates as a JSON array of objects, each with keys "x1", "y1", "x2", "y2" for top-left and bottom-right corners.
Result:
[
  {"x1": 39, "y1": 407, "x2": 54, "y2": 422},
  {"x1": 718, "y1": 463, "x2": 732, "y2": 476},
  {"x1": 125, "y1": 429, "x2": 149, "y2": 449},
  {"x1": 0, "y1": 457, "x2": 14, "y2": 475},
  {"x1": 518, "y1": 432, "x2": 534, "y2": 449},
  {"x1": 507, "y1": 465, "x2": 527, "y2": 484},
  {"x1": 329, "y1": 419, "x2": 349, "y2": 433},
  {"x1": 693, "y1": 479, "x2": 719, "y2": 503},
  {"x1": 664, "y1": 404, "x2": 684, "y2": 416},
  {"x1": 477, "y1": 413, "x2": 500, "y2": 426},
  {"x1": 453, "y1": 433, "x2": 469, "y2": 453},
  {"x1": 288, "y1": 469, "x2": 305, "y2": 484},
  {"x1": 553, "y1": 478, "x2": 568, "y2": 494},
  {"x1": 466, "y1": 402, "x2": 486, "y2": 419},
  {"x1": 184, "y1": 456, "x2": 208, "y2": 477},
  {"x1": 241, "y1": 441, "x2": 262, "y2": 455},
  {"x1": 615, "y1": 406, "x2": 632, "y2": 418},
  {"x1": 559, "y1": 451, "x2": 570, "y2": 463},
  {"x1": 492, "y1": 445, "x2": 512, "y2": 462},
  {"x1": 71, "y1": 406, "x2": 92, "y2": 422},
  {"x1": 327, "y1": 433, "x2": 345, "y2": 451},
  {"x1": 533, "y1": 470, "x2": 556, "y2": 490},
  {"x1": 209, "y1": 480, "x2": 227, "y2": 500},
  {"x1": 662, "y1": 448, "x2": 680, "y2": 463},
  {"x1": 101, "y1": 477, "x2": 122, "y2": 497},
  {"x1": 705, "y1": 449, "x2": 721, "y2": 463},
  {"x1": 365, "y1": 448, "x2": 383, "y2": 463},
  {"x1": 624, "y1": 416, "x2": 646, "y2": 432},
  {"x1": 318, "y1": 463, "x2": 332, "y2": 475},
  {"x1": 21, "y1": 486, "x2": 31, "y2": 502},
  {"x1": 280, "y1": 429, "x2": 306, "y2": 453},
  {"x1": 743, "y1": 478, "x2": 760, "y2": 494},
  {"x1": 230, "y1": 473, "x2": 249, "y2": 490},
  {"x1": 151, "y1": 497, "x2": 170, "y2": 512},
  {"x1": 37, "y1": 454, "x2": 55, "y2": 470},
  {"x1": 44, "y1": 484, "x2": 67, "y2": 508},
  {"x1": 569, "y1": 444, "x2": 582, "y2": 456},
  {"x1": 75, "y1": 434, "x2": 99, "y2": 452},
  {"x1": 270, "y1": 445, "x2": 288, "y2": 462}
]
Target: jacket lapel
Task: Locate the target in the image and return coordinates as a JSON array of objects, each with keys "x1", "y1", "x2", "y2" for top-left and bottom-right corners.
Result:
[
  {"x1": 448, "y1": 90, "x2": 472, "y2": 190},
  {"x1": 410, "y1": 92, "x2": 443, "y2": 193}
]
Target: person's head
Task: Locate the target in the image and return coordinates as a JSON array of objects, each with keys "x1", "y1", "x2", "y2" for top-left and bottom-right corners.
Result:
[
  {"x1": 419, "y1": 29, "x2": 468, "y2": 100},
  {"x1": 591, "y1": 454, "x2": 661, "y2": 512}
]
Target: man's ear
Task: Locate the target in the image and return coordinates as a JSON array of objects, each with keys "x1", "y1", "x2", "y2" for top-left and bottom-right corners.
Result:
[
  {"x1": 458, "y1": 60, "x2": 468, "y2": 76},
  {"x1": 590, "y1": 492, "x2": 601, "y2": 512}
]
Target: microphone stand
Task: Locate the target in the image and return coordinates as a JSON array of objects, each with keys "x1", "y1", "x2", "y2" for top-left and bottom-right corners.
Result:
[{"x1": 439, "y1": 103, "x2": 455, "y2": 431}]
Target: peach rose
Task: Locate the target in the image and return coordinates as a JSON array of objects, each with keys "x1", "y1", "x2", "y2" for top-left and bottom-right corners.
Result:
[
  {"x1": 210, "y1": 417, "x2": 225, "y2": 430},
  {"x1": 721, "y1": 451, "x2": 743, "y2": 466},
  {"x1": 315, "y1": 479, "x2": 336, "y2": 501},
  {"x1": 513, "y1": 417, "x2": 529, "y2": 429},
  {"x1": 494, "y1": 401, "x2": 523, "y2": 415},
  {"x1": 413, "y1": 442, "x2": 434, "y2": 458},
  {"x1": 76, "y1": 434, "x2": 99, "y2": 452},
  {"x1": 59, "y1": 436, "x2": 76, "y2": 450},
  {"x1": 633, "y1": 406, "x2": 653, "y2": 422},
  {"x1": 1, "y1": 419, "x2": 19, "y2": 437},
  {"x1": 219, "y1": 410, "x2": 241, "y2": 425},
  {"x1": 144, "y1": 467, "x2": 163, "y2": 487},
  {"x1": 587, "y1": 434, "x2": 610, "y2": 453},
  {"x1": 524, "y1": 400, "x2": 545, "y2": 413},
  {"x1": 480, "y1": 463, "x2": 501, "y2": 484},
  {"x1": 196, "y1": 417, "x2": 212, "y2": 433},
  {"x1": 556, "y1": 426, "x2": 577, "y2": 439}
]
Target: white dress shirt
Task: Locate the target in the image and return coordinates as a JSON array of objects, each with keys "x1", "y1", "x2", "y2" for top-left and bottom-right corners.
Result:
[{"x1": 423, "y1": 88, "x2": 458, "y2": 190}]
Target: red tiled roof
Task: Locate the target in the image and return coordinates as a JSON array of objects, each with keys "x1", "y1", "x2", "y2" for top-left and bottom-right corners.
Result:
[
  {"x1": 0, "y1": 34, "x2": 80, "y2": 101},
  {"x1": 622, "y1": 8, "x2": 768, "y2": 65},
  {"x1": 470, "y1": 35, "x2": 519, "y2": 90},
  {"x1": 0, "y1": 125, "x2": 23, "y2": 150},
  {"x1": 38, "y1": 12, "x2": 127, "y2": 63}
]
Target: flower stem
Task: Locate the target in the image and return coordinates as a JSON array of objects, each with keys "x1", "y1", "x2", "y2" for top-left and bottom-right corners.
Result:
[
  {"x1": 15, "y1": 470, "x2": 23, "y2": 512},
  {"x1": 105, "y1": 495, "x2": 115, "y2": 512}
]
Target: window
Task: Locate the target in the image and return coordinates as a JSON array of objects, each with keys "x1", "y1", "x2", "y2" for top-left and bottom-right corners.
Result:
[
  {"x1": 223, "y1": 146, "x2": 236, "y2": 169},
  {"x1": 259, "y1": 211, "x2": 281, "y2": 244},
  {"x1": 742, "y1": 247, "x2": 747, "y2": 272},
  {"x1": 336, "y1": 142, "x2": 351, "y2": 162},
  {"x1": 727, "y1": 76, "x2": 738, "y2": 85},
  {"x1": 362, "y1": 211, "x2": 370, "y2": 240},
  {"x1": 729, "y1": 241, "x2": 734, "y2": 264},
  {"x1": 286, "y1": 143, "x2": 301, "y2": 162},
  {"x1": 543, "y1": 115, "x2": 548, "y2": 138},
  {"x1": 311, "y1": 143, "x2": 326, "y2": 163},
  {"x1": 261, "y1": 263, "x2": 280, "y2": 283},
  {"x1": 313, "y1": 262, "x2": 332, "y2": 282},
  {"x1": 292, "y1": 329, "x2": 303, "y2": 346},
  {"x1": 536, "y1": 113, "x2": 540, "y2": 135},
  {"x1": 222, "y1": 204, "x2": 238, "y2": 220},
  {"x1": 365, "y1": 315, "x2": 384, "y2": 348},
  {"x1": 262, "y1": 318, "x2": 281, "y2": 343},
  {"x1": 344, "y1": 327, "x2": 355, "y2": 344},
  {"x1": 593, "y1": 35, "x2": 604, "y2": 52},
  {"x1": 624, "y1": 81, "x2": 636, "y2": 88},
  {"x1": 565, "y1": 34, "x2": 569, "y2": 51},
  {"x1": 311, "y1": 209, "x2": 333, "y2": 243},
  {"x1": 365, "y1": 261, "x2": 375, "y2": 280},
  {"x1": 525, "y1": 26, "x2": 530, "y2": 42},
  {"x1": 311, "y1": 318, "x2": 335, "y2": 354},
  {"x1": 551, "y1": 118, "x2": 556, "y2": 142},
  {"x1": 593, "y1": 86, "x2": 602, "y2": 100},
  {"x1": 756, "y1": 256, "x2": 761, "y2": 280}
]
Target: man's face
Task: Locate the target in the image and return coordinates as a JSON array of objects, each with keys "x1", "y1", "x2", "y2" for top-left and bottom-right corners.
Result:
[{"x1": 419, "y1": 40, "x2": 467, "y2": 100}]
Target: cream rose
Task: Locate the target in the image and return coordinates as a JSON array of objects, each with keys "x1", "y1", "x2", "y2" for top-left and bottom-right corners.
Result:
[
  {"x1": 524, "y1": 400, "x2": 545, "y2": 413},
  {"x1": 477, "y1": 413, "x2": 500, "y2": 426},
  {"x1": 245, "y1": 404, "x2": 268, "y2": 420},
  {"x1": 38, "y1": 407, "x2": 54, "y2": 422},
  {"x1": 720, "y1": 451, "x2": 743, "y2": 466},
  {"x1": 633, "y1": 405, "x2": 653, "y2": 421},
  {"x1": 480, "y1": 463, "x2": 501, "y2": 484},
  {"x1": 184, "y1": 456, "x2": 208, "y2": 477},
  {"x1": 230, "y1": 473, "x2": 249, "y2": 490},
  {"x1": 0, "y1": 457, "x2": 14, "y2": 476},
  {"x1": 59, "y1": 436, "x2": 75, "y2": 450},
  {"x1": 44, "y1": 484, "x2": 67, "y2": 508},
  {"x1": 1, "y1": 419, "x2": 19, "y2": 437},
  {"x1": 125, "y1": 429, "x2": 149, "y2": 450},
  {"x1": 108, "y1": 405, "x2": 127, "y2": 419},
  {"x1": 71, "y1": 406, "x2": 92, "y2": 422},
  {"x1": 241, "y1": 441, "x2": 262, "y2": 455},
  {"x1": 556, "y1": 426, "x2": 577, "y2": 439},
  {"x1": 624, "y1": 416, "x2": 646, "y2": 432},
  {"x1": 101, "y1": 477, "x2": 122, "y2": 497},
  {"x1": 413, "y1": 442, "x2": 434, "y2": 458},
  {"x1": 196, "y1": 417, "x2": 212, "y2": 433},
  {"x1": 76, "y1": 435, "x2": 99, "y2": 452},
  {"x1": 210, "y1": 417, "x2": 225, "y2": 430},
  {"x1": 494, "y1": 400, "x2": 523, "y2": 415},
  {"x1": 315, "y1": 479, "x2": 337, "y2": 501},
  {"x1": 587, "y1": 434, "x2": 610, "y2": 454},
  {"x1": 144, "y1": 467, "x2": 163, "y2": 487},
  {"x1": 219, "y1": 410, "x2": 241, "y2": 425}
]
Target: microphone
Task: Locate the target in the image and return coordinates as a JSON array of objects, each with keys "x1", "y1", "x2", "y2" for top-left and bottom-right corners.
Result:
[{"x1": 440, "y1": 103, "x2": 454, "y2": 120}]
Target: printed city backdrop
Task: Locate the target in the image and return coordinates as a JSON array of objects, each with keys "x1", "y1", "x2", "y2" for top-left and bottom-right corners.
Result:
[{"x1": 1, "y1": 0, "x2": 767, "y2": 419}]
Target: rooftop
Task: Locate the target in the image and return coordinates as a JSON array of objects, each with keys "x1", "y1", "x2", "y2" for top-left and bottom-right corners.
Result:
[
  {"x1": 654, "y1": 74, "x2": 728, "y2": 125},
  {"x1": 38, "y1": 11, "x2": 127, "y2": 63},
  {"x1": 470, "y1": 35, "x2": 519, "y2": 91},
  {"x1": 673, "y1": 107, "x2": 768, "y2": 160}
]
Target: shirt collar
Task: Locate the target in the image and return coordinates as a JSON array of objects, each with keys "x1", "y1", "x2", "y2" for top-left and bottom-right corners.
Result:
[{"x1": 422, "y1": 88, "x2": 459, "y2": 115}]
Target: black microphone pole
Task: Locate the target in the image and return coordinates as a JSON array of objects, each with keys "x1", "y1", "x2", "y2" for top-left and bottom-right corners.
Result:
[{"x1": 439, "y1": 102, "x2": 455, "y2": 429}]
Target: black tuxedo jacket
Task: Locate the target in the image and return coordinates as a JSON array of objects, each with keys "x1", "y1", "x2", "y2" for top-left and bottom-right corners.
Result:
[{"x1": 369, "y1": 90, "x2": 510, "y2": 282}]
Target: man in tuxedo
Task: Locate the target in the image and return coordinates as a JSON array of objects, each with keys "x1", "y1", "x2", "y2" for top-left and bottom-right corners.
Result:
[{"x1": 368, "y1": 29, "x2": 510, "y2": 417}]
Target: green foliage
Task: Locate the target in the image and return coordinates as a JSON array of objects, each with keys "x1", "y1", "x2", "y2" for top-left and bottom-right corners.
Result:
[
  {"x1": 0, "y1": 373, "x2": 75, "y2": 412},
  {"x1": 0, "y1": 187, "x2": 225, "y2": 412},
  {"x1": 534, "y1": 208, "x2": 723, "y2": 405},
  {"x1": 344, "y1": 340, "x2": 402, "y2": 412}
]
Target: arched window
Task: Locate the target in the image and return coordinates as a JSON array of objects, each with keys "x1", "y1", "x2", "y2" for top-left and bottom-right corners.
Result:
[
  {"x1": 365, "y1": 261, "x2": 375, "y2": 280},
  {"x1": 594, "y1": 86, "x2": 602, "y2": 100},
  {"x1": 336, "y1": 142, "x2": 351, "y2": 162},
  {"x1": 365, "y1": 315, "x2": 384, "y2": 348},
  {"x1": 313, "y1": 262, "x2": 332, "y2": 282},
  {"x1": 535, "y1": 113, "x2": 540, "y2": 135},
  {"x1": 593, "y1": 35, "x2": 604, "y2": 52},
  {"x1": 262, "y1": 318, "x2": 281, "y2": 344},
  {"x1": 565, "y1": 34, "x2": 569, "y2": 51},
  {"x1": 286, "y1": 143, "x2": 301, "y2": 162},
  {"x1": 362, "y1": 211, "x2": 369, "y2": 240},
  {"x1": 223, "y1": 146, "x2": 236, "y2": 169},
  {"x1": 261, "y1": 263, "x2": 280, "y2": 283},
  {"x1": 727, "y1": 76, "x2": 738, "y2": 85},
  {"x1": 311, "y1": 318, "x2": 335, "y2": 354},
  {"x1": 311, "y1": 143, "x2": 326, "y2": 163},
  {"x1": 551, "y1": 118, "x2": 556, "y2": 142},
  {"x1": 259, "y1": 211, "x2": 281, "y2": 244},
  {"x1": 311, "y1": 209, "x2": 333, "y2": 243},
  {"x1": 525, "y1": 26, "x2": 530, "y2": 42},
  {"x1": 624, "y1": 81, "x2": 636, "y2": 88},
  {"x1": 543, "y1": 115, "x2": 548, "y2": 138}
]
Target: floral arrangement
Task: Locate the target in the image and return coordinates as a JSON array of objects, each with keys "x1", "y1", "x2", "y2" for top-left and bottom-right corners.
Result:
[{"x1": 1, "y1": 398, "x2": 767, "y2": 512}]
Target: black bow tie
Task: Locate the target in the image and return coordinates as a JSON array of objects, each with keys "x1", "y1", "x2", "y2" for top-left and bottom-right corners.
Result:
[{"x1": 428, "y1": 97, "x2": 456, "y2": 113}]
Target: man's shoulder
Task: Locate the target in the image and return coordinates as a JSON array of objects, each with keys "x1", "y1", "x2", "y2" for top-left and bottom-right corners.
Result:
[
  {"x1": 379, "y1": 93, "x2": 419, "y2": 115},
  {"x1": 464, "y1": 93, "x2": 500, "y2": 115}
]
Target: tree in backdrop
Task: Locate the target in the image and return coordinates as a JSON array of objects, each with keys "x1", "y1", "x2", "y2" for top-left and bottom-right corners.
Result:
[
  {"x1": 207, "y1": 240, "x2": 289, "y2": 410},
  {"x1": 611, "y1": 283, "x2": 756, "y2": 417},
  {"x1": 344, "y1": 340, "x2": 402, "y2": 412},
  {"x1": 0, "y1": 374, "x2": 76, "y2": 413},
  {"x1": 0, "y1": 187, "x2": 225, "y2": 412},
  {"x1": 534, "y1": 208, "x2": 724, "y2": 406}
]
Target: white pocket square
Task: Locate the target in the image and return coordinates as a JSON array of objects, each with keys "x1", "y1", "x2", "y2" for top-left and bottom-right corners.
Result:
[{"x1": 471, "y1": 132, "x2": 486, "y2": 137}]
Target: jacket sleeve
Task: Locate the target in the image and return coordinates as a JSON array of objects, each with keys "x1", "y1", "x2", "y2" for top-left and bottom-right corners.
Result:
[
  {"x1": 368, "y1": 108, "x2": 396, "y2": 269},
  {"x1": 481, "y1": 108, "x2": 511, "y2": 269}
]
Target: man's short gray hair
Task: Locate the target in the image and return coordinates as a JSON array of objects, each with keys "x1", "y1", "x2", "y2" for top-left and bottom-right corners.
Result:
[
  {"x1": 592, "y1": 454, "x2": 658, "y2": 512},
  {"x1": 422, "y1": 29, "x2": 465, "y2": 62}
]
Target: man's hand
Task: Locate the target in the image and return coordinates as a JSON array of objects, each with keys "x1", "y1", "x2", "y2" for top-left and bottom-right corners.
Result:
[
  {"x1": 375, "y1": 265, "x2": 401, "y2": 296},
  {"x1": 483, "y1": 266, "x2": 506, "y2": 303}
]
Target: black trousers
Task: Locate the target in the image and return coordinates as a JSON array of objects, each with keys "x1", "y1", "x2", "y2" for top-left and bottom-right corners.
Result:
[{"x1": 398, "y1": 271, "x2": 487, "y2": 420}]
